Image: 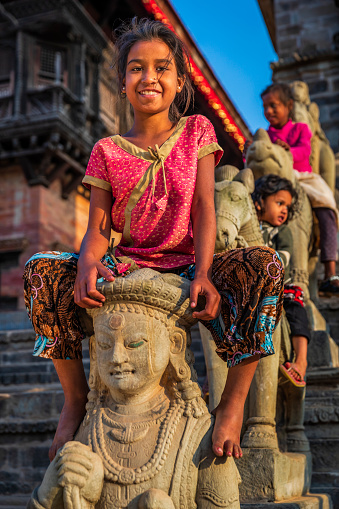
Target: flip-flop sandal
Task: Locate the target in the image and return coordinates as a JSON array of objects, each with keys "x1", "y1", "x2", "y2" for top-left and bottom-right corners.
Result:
[{"x1": 279, "y1": 363, "x2": 306, "y2": 388}]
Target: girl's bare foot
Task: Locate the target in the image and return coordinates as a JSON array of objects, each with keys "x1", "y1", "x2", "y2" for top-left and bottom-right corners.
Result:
[
  {"x1": 211, "y1": 403, "x2": 243, "y2": 459},
  {"x1": 49, "y1": 397, "x2": 87, "y2": 461},
  {"x1": 211, "y1": 354, "x2": 260, "y2": 458}
]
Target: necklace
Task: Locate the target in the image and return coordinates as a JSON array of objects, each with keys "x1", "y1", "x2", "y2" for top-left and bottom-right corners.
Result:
[
  {"x1": 102, "y1": 402, "x2": 169, "y2": 444},
  {"x1": 89, "y1": 399, "x2": 185, "y2": 485}
]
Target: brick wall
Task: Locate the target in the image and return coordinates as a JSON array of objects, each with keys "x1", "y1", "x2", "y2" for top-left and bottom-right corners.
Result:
[
  {"x1": 0, "y1": 166, "x2": 89, "y2": 310},
  {"x1": 275, "y1": 0, "x2": 339, "y2": 57}
]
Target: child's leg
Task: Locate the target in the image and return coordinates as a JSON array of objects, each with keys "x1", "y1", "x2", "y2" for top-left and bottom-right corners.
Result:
[
  {"x1": 323, "y1": 260, "x2": 338, "y2": 283},
  {"x1": 212, "y1": 354, "x2": 259, "y2": 458},
  {"x1": 283, "y1": 295, "x2": 310, "y2": 382},
  {"x1": 50, "y1": 359, "x2": 89, "y2": 461},
  {"x1": 23, "y1": 253, "x2": 87, "y2": 461},
  {"x1": 203, "y1": 246, "x2": 284, "y2": 457},
  {"x1": 285, "y1": 335, "x2": 308, "y2": 381},
  {"x1": 314, "y1": 208, "x2": 339, "y2": 289}
]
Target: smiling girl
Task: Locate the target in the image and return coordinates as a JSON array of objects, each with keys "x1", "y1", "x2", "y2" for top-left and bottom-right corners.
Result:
[{"x1": 24, "y1": 18, "x2": 284, "y2": 462}]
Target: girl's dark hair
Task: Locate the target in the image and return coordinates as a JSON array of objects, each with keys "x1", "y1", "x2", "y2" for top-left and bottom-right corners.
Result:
[
  {"x1": 114, "y1": 17, "x2": 194, "y2": 123},
  {"x1": 260, "y1": 82, "x2": 293, "y2": 106},
  {"x1": 252, "y1": 174, "x2": 298, "y2": 223}
]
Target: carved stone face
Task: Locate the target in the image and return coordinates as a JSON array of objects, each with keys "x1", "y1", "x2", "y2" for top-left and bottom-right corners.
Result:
[{"x1": 94, "y1": 311, "x2": 172, "y2": 403}]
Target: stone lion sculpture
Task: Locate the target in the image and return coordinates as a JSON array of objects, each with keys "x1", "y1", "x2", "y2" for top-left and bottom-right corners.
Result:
[
  {"x1": 28, "y1": 269, "x2": 241, "y2": 509},
  {"x1": 214, "y1": 166, "x2": 263, "y2": 253}
]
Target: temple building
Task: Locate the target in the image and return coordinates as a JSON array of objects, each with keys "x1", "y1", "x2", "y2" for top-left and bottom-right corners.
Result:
[{"x1": 0, "y1": 0, "x2": 250, "y2": 323}]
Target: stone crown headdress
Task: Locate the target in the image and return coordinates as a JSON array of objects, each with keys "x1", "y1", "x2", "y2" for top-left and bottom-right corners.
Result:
[{"x1": 85, "y1": 268, "x2": 202, "y2": 328}]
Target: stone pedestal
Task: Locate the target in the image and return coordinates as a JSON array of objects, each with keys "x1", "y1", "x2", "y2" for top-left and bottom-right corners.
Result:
[
  {"x1": 237, "y1": 448, "x2": 311, "y2": 502},
  {"x1": 199, "y1": 322, "x2": 313, "y2": 503}
]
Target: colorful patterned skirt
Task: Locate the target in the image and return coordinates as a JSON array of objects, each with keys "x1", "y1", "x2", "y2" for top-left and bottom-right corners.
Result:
[{"x1": 23, "y1": 246, "x2": 284, "y2": 367}]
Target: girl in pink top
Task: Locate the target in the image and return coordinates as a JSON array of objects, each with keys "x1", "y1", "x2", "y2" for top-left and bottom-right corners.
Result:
[
  {"x1": 262, "y1": 83, "x2": 339, "y2": 296},
  {"x1": 24, "y1": 19, "x2": 284, "y2": 463}
]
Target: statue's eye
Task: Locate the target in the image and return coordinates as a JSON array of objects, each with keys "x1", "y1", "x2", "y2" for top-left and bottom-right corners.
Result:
[
  {"x1": 231, "y1": 194, "x2": 240, "y2": 202},
  {"x1": 97, "y1": 341, "x2": 111, "y2": 350},
  {"x1": 127, "y1": 339, "x2": 146, "y2": 349}
]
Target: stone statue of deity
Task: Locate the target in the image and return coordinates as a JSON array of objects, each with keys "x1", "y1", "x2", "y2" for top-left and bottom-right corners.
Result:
[{"x1": 28, "y1": 269, "x2": 241, "y2": 509}]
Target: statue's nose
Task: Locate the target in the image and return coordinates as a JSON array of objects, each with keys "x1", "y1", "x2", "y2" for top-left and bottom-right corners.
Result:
[{"x1": 110, "y1": 341, "x2": 129, "y2": 364}]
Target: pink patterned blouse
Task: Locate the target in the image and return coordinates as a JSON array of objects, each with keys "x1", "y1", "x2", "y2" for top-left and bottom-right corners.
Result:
[
  {"x1": 83, "y1": 115, "x2": 223, "y2": 269},
  {"x1": 267, "y1": 119, "x2": 312, "y2": 173}
]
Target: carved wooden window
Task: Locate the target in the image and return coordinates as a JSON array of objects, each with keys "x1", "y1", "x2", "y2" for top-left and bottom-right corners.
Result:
[
  {"x1": 0, "y1": 47, "x2": 14, "y2": 97},
  {"x1": 35, "y1": 44, "x2": 68, "y2": 87}
]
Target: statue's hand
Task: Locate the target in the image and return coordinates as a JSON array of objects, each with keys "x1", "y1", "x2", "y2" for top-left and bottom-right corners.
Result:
[
  {"x1": 56, "y1": 441, "x2": 104, "y2": 504},
  {"x1": 36, "y1": 457, "x2": 63, "y2": 509}
]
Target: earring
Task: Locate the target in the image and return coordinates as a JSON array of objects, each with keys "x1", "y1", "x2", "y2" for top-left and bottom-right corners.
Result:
[{"x1": 121, "y1": 86, "x2": 126, "y2": 98}]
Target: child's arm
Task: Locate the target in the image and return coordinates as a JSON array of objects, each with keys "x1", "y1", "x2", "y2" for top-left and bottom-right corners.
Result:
[
  {"x1": 74, "y1": 186, "x2": 114, "y2": 308},
  {"x1": 288, "y1": 124, "x2": 312, "y2": 166},
  {"x1": 190, "y1": 153, "x2": 221, "y2": 320}
]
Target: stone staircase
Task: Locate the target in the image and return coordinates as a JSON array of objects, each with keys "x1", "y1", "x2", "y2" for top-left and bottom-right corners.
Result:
[{"x1": 0, "y1": 329, "x2": 89, "y2": 507}]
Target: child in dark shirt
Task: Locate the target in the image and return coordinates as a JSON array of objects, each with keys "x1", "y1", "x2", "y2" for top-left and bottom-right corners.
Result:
[{"x1": 253, "y1": 174, "x2": 310, "y2": 386}]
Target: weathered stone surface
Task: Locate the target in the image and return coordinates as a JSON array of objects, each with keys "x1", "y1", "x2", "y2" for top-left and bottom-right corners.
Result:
[
  {"x1": 237, "y1": 448, "x2": 311, "y2": 502},
  {"x1": 27, "y1": 270, "x2": 241, "y2": 508},
  {"x1": 308, "y1": 331, "x2": 334, "y2": 368}
]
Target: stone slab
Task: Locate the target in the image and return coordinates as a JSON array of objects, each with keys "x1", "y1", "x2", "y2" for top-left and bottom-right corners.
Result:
[
  {"x1": 238, "y1": 449, "x2": 311, "y2": 502},
  {"x1": 240, "y1": 492, "x2": 332, "y2": 508}
]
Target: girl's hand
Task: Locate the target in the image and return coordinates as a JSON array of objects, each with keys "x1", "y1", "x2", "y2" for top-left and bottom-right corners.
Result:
[
  {"x1": 275, "y1": 139, "x2": 290, "y2": 151},
  {"x1": 74, "y1": 257, "x2": 114, "y2": 308},
  {"x1": 190, "y1": 276, "x2": 221, "y2": 320}
]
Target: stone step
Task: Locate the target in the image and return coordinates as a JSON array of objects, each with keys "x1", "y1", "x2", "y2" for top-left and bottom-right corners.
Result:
[
  {"x1": 240, "y1": 492, "x2": 332, "y2": 508},
  {"x1": 317, "y1": 298, "x2": 339, "y2": 346},
  {"x1": 0, "y1": 385, "x2": 64, "y2": 421},
  {"x1": 0, "y1": 329, "x2": 35, "y2": 352},
  {"x1": 0, "y1": 359, "x2": 91, "y2": 386},
  {"x1": 0, "y1": 440, "x2": 50, "y2": 498},
  {"x1": 0, "y1": 495, "x2": 31, "y2": 508},
  {"x1": 311, "y1": 472, "x2": 339, "y2": 509},
  {"x1": 0, "y1": 346, "x2": 91, "y2": 365},
  {"x1": 0, "y1": 492, "x2": 333, "y2": 508},
  {"x1": 0, "y1": 417, "x2": 58, "y2": 437},
  {"x1": 308, "y1": 331, "x2": 339, "y2": 369}
]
